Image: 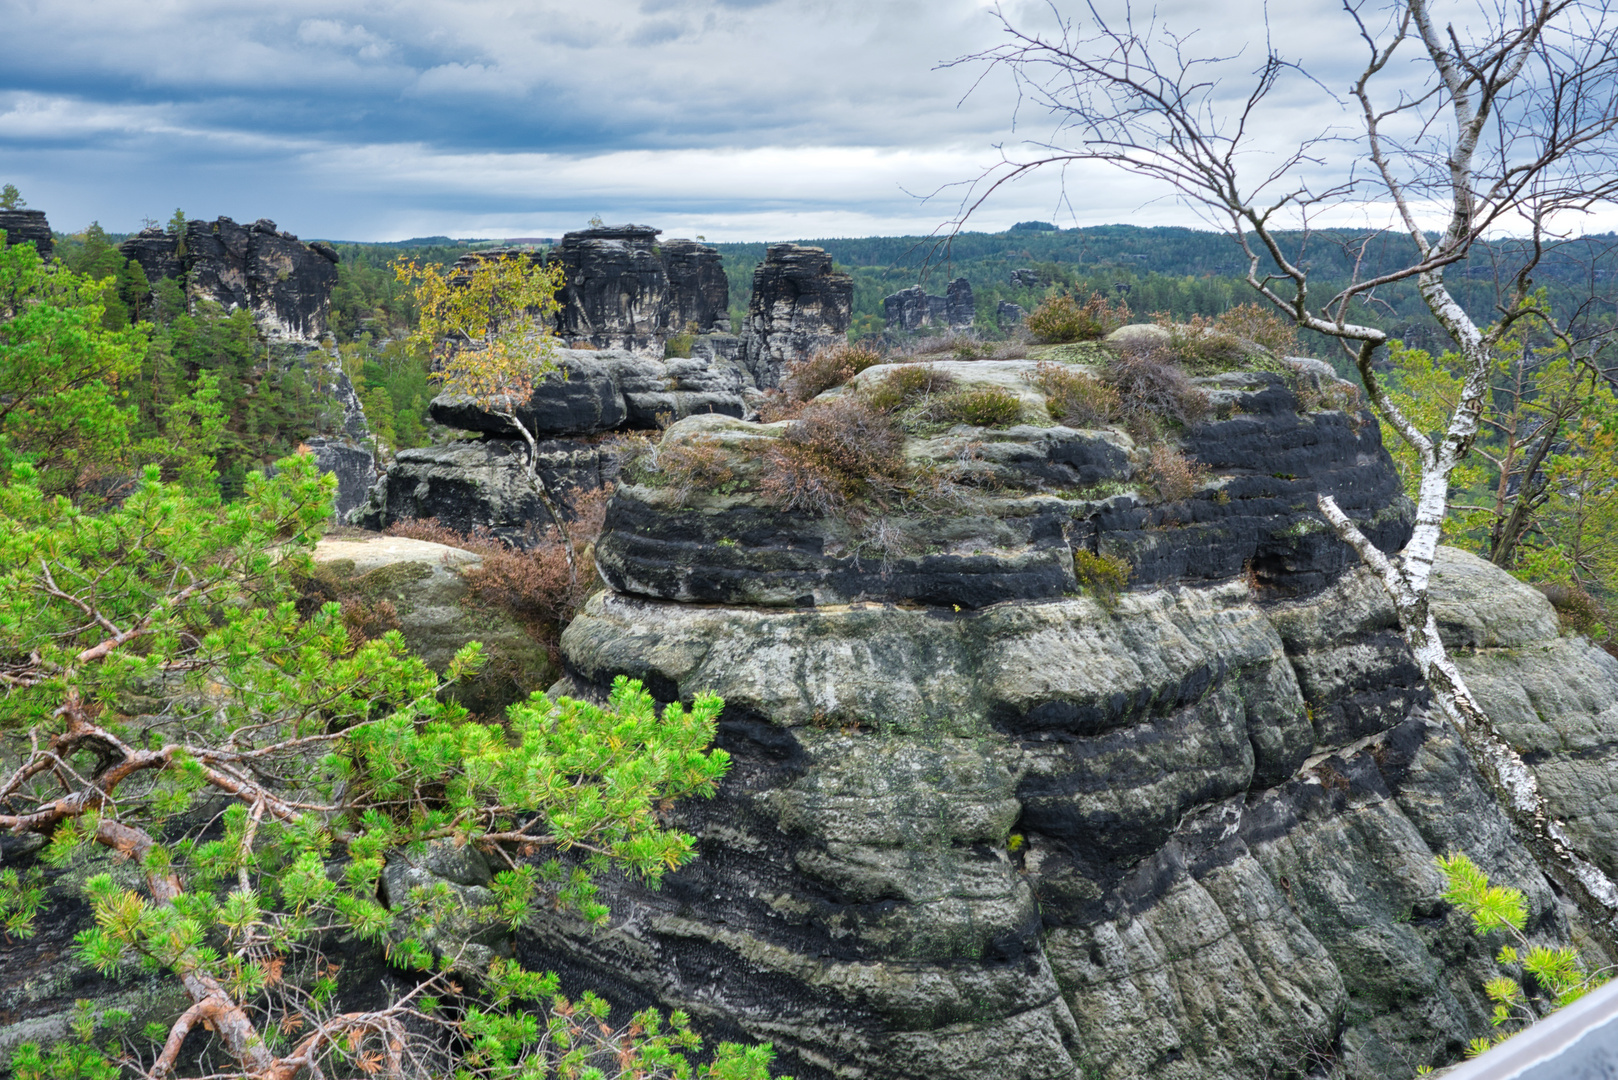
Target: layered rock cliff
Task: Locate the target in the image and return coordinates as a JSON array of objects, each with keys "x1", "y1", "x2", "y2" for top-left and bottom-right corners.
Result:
[
  {"x1": 119, "y1": 216, "x2": 339, "y2": 342},
  {"x1": 0, "y1": 209, "x2": 53, "y2": 259},
  {"x1": 546, "y1": 226, "x2": 731, "y2": 353},
  {"x1": 524, "y1": 352, "x2": 1618, "y2": 1079},
  {"x1": 741, "y1": 244, "x2": 854, "y2": 389}
]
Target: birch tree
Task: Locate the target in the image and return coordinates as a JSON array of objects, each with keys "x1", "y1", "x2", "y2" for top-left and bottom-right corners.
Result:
[
  {"x1": 950, "y1": 0, "x2": 1618, "y2": 922},
  {"x1": 393, "y1": 255, "x2": 579, "y2": 576}
]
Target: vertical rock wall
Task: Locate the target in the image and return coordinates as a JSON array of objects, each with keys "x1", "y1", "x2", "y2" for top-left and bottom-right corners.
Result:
[
  {"x1": 118, "y1": 216, "x2": 339, "y2": 342},
  {"x1": 0, "y1": 210, "x2": 53, "y2": 259},
  {"x1": 547, "y1": 226, "x2": 731, "y2": 354},
  {"x1": 740, "y1": 243, "x2": 853, "y2": 389}
]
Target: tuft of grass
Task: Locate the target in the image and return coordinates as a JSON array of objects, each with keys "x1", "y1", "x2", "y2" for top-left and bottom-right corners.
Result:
[
  {"x1": 1031, "y1": 361, "x2": 1121, "y2": 428},
  {"x1": 931, "y1": 385, "x2": 1024, "y2": 428},
  {"x1": 865, "y1": 365, "x2": 958, "y2": 413},
  {"x1": 649, "y1": 436, "x2": 737, "y2": 505},
  {"x1": 1074, "y1": 549, "x2": 1131, "y2": 607},
  {"x1": 1142, "y1": 444, "x2": 1209, "y2": 501}
]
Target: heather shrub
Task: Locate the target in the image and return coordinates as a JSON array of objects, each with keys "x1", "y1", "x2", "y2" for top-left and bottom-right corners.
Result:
[
  {"x1": 383, "y1": 486, "x2": 611, "y2": 657},
  {"x1": 654, "y1": 435, "x2": 737, "y2": 504},
  {"x1": 865, "y1": 364, "x2": 958, "y2": 412},
  {"x1": 1143, "y1": 444, "x2": 1209, "y2": 501},
  {"x1": 1032, "y1": 361, "x2": 1121, "y2": 427},
  {"x1": 1214, "y1": 303, "x2": 1300, "y2": 358},
  {"x1": 1027, "y1": 292, "x2": 1131, "y2": 344},
  {"x1": 761, "y1": 395, "x2": 907, "y2": 516},
  {"x1": 1541, "y1": 582, "x2": 1610, "y2": 641},
  {"x1": 931, "y1": 384, "x2": 1024, "y2": 427},
  {"x1": 782, "y1": 342, "x2": 886, "y2": 400},
  {"x1": 1104, "y1": 350, "x2": 1210, "y2": 430}
]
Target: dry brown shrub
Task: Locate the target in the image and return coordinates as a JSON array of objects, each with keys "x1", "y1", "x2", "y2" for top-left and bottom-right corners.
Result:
[
  {"x1": 1213, "y1": 303, "x2": 1301, "y2": 357},
  {"x1": 654, "y1": 436, "x2": 736, "y2": 504},
  {"x1": 1104, "y1": 350, "x2": 1210, "y2": 431},
  {"x1": 1541, "y1": 582, "x2": 1611, "y2": 643},
  {"x1": 782, "y1": 342, "x2": 886, "y2": 401},
  {"x1": 1143, "y1": 445, "x2": 1209, "y2": 501},
  {"x1": 382, "y1": 486, "x2": 613, "y2": 658},
  {"x1": 1032, "y1": 362, "x2": 1121, "y2": 428},
  {"x1": 760, "y1": 396, "x2": 907, "y2": 516},
  {"x1": 864, "y1": 365, "x2": 958, "y2": 412}
]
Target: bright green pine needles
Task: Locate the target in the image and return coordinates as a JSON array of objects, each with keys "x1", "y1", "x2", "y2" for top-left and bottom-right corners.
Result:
[
  {"x1": 1435, "y1": 852, "x2": 1608, "y2": 1058},
  {"x1": 0, "y1": 453, "x2": 780, "y2": 1080}
]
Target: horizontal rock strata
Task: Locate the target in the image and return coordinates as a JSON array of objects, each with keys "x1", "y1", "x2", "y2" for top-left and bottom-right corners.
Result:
[
  {"x1": 531, "y1": 353, "x2": 1618, "y2": 1079},
  {"x1": 596, "y1": 360, "x2": 1412, "y2": 609}
]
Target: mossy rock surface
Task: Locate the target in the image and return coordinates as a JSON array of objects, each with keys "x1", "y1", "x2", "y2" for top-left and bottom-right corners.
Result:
[
  {"x1": 309, "y1": 535, "x2": 557, "y2": 715},
  {"x1": 597, "y1": 365, "x2": 1413, "y2": 609}
]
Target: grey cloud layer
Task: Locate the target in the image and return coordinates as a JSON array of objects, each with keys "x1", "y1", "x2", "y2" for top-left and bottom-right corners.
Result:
[{"x1": 0, "y1": 0, "x2": 1477, "y2": 239}]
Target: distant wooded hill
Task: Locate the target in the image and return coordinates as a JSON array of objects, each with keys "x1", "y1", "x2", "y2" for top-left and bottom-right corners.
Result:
[{"x1": 60, "y1": 221, "x2": 1617, "y2": 365}]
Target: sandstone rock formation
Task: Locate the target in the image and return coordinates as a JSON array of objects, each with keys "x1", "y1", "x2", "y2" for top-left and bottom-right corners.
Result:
[
  {"x1": 305, "y1": 535, "x2": 556, "y2": 715},
  {"x1": 997, "y1": 300, "x2": 1028, "y2": 328},
  {"x1": 119, "y1": 216, "x2": 339, "y2": 342},
  {"x1": 351, "y1": 342, "x2": 756, "y2": 538},
  {"x1": 349, "y1": 436, "x2": 624, "y2": 547},
  {"x1": 740, "y1": 244, "x2": 853, "y2": 389},
  {"x1": 1010, "y1": 268, "x2": 1042, "y2": 288},
  {"x1": 0, "y1": 209, "x2": 53, "y2": 259},
  {"x1": 882, "y1": 278, "x2": 975, "y2": 333},
  {"x1": 544, "y1": 226, "x2": 730, "y2": 354},
  {"x1": 525, "y1": 353, "x2": 1618, "y2": 1079},
  {"x1": 427, "y1": 348, "x2": 749, "y2": 437}
]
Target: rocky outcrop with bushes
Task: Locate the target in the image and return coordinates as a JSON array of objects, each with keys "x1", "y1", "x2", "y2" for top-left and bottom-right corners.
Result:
[
  {"x1": 516, "y1": 330, "x2": 1618, "y2": 1079},
  {"x1": 119, "y1": 216, "x2": 339, "y2": 342},
  {"x1": 882, "y1": 278, "x2": 975, "y2": 333}
]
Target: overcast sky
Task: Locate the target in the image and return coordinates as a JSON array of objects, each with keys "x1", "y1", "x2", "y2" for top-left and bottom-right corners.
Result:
[{"x1": 3, "y1": 0, "x2": 1605, "y2": 243}]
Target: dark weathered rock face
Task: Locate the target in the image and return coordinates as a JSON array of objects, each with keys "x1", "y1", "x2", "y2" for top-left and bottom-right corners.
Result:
[
  {"x1": 740, "y1": 244, "x2": 853, "y2": 388},
  {"x1": 425, "y1": 348, "x2": 749, "y2": 439},
  {"x1": 881, "y1": 278, "x2": 975, "y2": 333},
  {"x1": 547, "y1": 226, "x2": 730, "y2": 353},
  {"x1": 660, "y1": 238, "x2": 731, "y2": 334},
  {"x1": 348, "y1": 436, "x2": 625, "y2": 547},
  {"x1": 118, "y1": 217, "x2": 339, "y2": 341},
  {"x1": 997, "y1": 300, "x2": 1027, "y2": 328},
  {"x1": 304, "y1": 437, "x2": 376, "y2": 521},
  {"x1": 1010, "y1": 268, "x2": 1042, "y2": 288},
  {"x1": 596, "y1": 361, "x2": 1412, "y2": 609},
  {"x1": 0, "y1": 209, "x2": 53, "y2": 259}
]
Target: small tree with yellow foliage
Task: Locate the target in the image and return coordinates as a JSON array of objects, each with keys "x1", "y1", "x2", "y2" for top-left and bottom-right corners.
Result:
[{"x1": 393, "y1": 254, "x2": 579, "y2": 574}]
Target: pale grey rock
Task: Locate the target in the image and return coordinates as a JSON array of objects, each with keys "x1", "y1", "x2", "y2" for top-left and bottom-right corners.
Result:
[
  {"x1": 540, "y1": 543, "x2": 1618, "y2": 1080},
  {"x1": 1104, "y1": 323, "x2": 1173, "y2": 349}
]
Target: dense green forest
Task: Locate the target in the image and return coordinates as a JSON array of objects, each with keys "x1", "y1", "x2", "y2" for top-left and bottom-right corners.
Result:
[{"x1": 713, "y1": 224, "x2": 1618, "y2": 368}]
